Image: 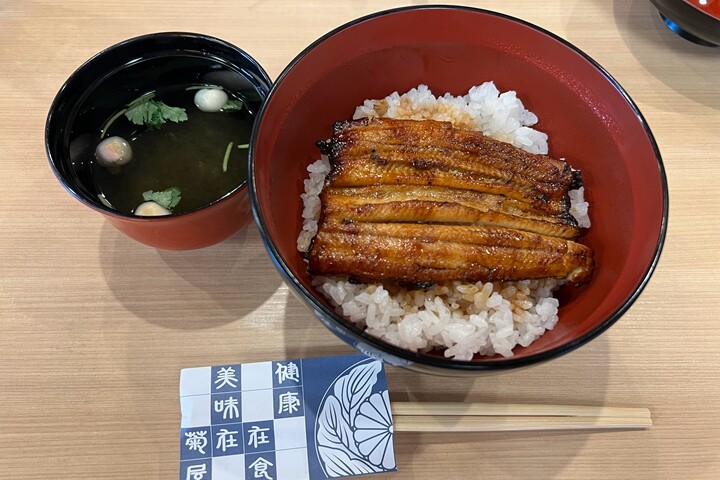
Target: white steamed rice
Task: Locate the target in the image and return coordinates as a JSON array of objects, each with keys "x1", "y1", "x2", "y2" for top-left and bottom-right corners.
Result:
[{"x1": 298, "y1": 83, "x2": 590, "y2": 360}]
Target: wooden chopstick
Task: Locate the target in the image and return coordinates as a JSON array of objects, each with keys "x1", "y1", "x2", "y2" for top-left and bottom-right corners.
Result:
[
  {"x1": 393, "y1": 415, "x2": 652, "y2": 432},
  {"x1": 391, "y1": 401, "x2": 651, "y2": 418},
  {"x1": 391, "y1": 402, "x2": 652, "y2": 432}
]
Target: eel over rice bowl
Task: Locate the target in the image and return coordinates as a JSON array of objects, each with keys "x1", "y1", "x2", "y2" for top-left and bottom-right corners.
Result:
[
  {"x1": 249, "y1": 6, "x2": 667, "y2": 373},
  {"x1": 297, "y1": 84, "x2": 594, "y2": 360}
]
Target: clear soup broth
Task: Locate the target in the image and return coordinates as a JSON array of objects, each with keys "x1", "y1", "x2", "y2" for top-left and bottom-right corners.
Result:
[{"x1": 91, "y1": 86, "x2": 253, "y2": 214}]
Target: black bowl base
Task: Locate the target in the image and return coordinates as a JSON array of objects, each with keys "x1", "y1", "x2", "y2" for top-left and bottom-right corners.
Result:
[{"x1": 660, "y1": 14, "x2": 719, "y2": 47}]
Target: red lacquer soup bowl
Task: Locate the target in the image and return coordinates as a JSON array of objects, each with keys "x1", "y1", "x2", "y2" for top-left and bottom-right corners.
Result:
[
  {"x1": 250, "y1": 6, "x2": 668, "y2": 374},
  {"x1": 46, "y1": 33, "x2": 271, "y2": 250}
]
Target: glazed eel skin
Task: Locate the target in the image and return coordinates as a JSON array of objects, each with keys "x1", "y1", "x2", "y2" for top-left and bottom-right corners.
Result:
[{"x1": 308, "y1": 117, "x2": 594, "y2": 286}]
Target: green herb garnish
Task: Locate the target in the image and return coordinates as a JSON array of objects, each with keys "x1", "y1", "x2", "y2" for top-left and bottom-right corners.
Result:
[
  {"x1": 237, "y1": 143, "x2": 249, "y2": 149},
  {"x1": 221, "y1": 99, "x2": 244, "y2": 112},
  {"x1": 222, "y1": 142, "x2": 234, "y2": 173},
  {"x1": 142, "y1": 187, "x2": 182, "y2": 210},
  {"x1": 125, "y1": 98, "x2": 188, "y2": 129}
]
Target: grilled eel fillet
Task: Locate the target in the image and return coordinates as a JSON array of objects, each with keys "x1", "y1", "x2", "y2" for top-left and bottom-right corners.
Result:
[
  {"x1": 309, "y1": 222, "x2": 593, "y2": 286},
  {"x1": 308, "y1": 117, "x2": 594, "y2": 286}
]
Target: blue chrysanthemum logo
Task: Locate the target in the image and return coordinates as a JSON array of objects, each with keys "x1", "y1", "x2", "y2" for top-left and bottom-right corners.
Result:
[{"x1": 315, "y1": 360, "x2": 395, "y2": 477}]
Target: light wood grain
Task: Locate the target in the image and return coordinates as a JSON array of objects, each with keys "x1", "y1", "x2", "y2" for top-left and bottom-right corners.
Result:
[{"x1": 1, "y1": 1, "x2": 719, "y2": 479}]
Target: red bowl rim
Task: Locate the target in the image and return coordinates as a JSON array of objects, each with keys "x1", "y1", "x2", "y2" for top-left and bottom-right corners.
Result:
[{"x1": 249, "y1": 5, "x2": 669, "y2": 370}]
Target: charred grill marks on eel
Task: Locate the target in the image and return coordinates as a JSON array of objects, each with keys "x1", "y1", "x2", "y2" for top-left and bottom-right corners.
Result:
[{"x1": 310, "y1": 118, "x2": 594, "y2": 286}]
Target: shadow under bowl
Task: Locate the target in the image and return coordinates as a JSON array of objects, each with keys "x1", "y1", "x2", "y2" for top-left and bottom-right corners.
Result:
[
  {"x1": 250, "y1": 6, "x2": 668, "y2": 374},
  {"x1": 46, "y1": 32, "x2": 272, "y2": 250}
]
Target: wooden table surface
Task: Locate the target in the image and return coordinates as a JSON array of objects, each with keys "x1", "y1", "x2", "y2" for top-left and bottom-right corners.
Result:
[{"x1": 1, "y1": 1, "x2": 719, "y2": 478}]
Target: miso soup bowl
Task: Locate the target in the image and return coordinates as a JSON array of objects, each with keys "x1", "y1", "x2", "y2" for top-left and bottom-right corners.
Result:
[
  {"x1": 249, "y1": 6, "x2": 669, "y2": 374},
  {"x1": 46, "y1": 33, "x2": 272, "y2": 250}
]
